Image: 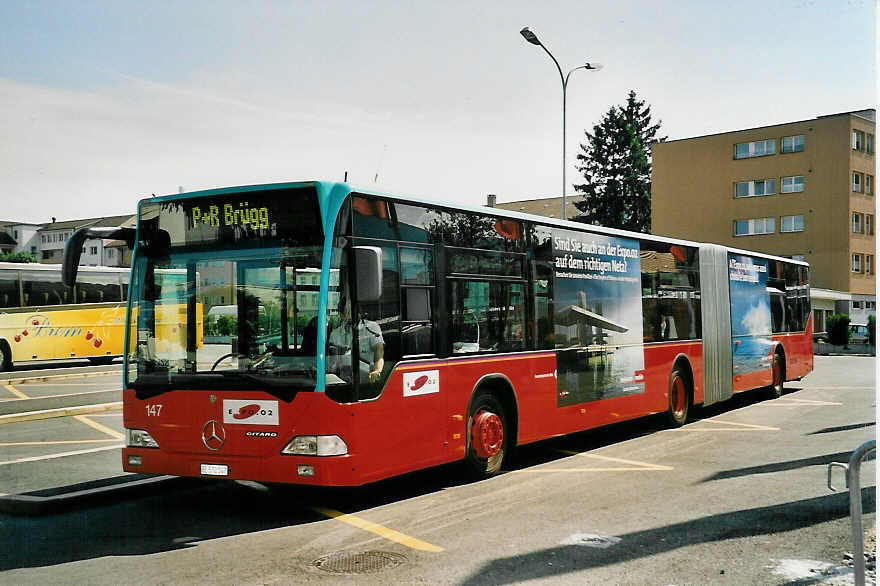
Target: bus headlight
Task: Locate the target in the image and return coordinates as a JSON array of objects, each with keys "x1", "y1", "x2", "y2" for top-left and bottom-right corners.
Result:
[
  {"x1": 282, "y1": 435, "x2": 348, "y2": 456},
  {"x1": 126, "y1": 428, "x2": 159, "y2": 448}
]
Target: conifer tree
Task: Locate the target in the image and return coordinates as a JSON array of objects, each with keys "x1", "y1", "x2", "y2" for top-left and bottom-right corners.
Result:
[{"x1": 572, "y1": 90, "x2": 664, "y2": 233}]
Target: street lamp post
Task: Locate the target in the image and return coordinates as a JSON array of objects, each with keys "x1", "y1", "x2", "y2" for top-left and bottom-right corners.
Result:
[{"x1": 520, "y1": 27, "x2": 601, "y2": 220}]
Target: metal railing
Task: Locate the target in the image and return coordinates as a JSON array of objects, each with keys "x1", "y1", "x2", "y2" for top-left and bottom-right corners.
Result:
[{"x1": 828, "y1": 439, "x2": 876, "y2": 586}]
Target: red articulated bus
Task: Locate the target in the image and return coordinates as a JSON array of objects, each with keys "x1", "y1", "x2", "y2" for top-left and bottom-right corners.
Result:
[{"x1": 63, "y1": 181, "x2": 814, "y2": 486}]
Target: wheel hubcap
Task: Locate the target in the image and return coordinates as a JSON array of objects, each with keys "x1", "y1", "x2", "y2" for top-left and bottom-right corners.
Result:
[{"x1": 471, "y1": 410, "x2": 503, "y2": 459}]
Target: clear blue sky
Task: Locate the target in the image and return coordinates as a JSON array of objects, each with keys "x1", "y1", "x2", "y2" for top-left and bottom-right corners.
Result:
[{"x1": 1, "y1": 0, "x2": 875, "y2": 223}]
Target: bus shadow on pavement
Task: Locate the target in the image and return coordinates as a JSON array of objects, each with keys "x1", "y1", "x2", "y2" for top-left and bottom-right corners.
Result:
[
  {"x1": 0, "y1": 464, "x2": 475, "y2": 571},
  {"x1": 0, "y1": 384, "x2": 809, "y2": 571},
  {"x1": 458, "y1": 487, "x2": 875, "y2": 586},
  {"x1": 0, "y1": 480, "x2": 327, "y2": 570}
]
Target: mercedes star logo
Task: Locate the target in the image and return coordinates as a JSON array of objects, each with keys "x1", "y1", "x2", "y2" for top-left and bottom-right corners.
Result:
[{"x1": 201, "y1": 420, "x2": 226, "y2": 451}]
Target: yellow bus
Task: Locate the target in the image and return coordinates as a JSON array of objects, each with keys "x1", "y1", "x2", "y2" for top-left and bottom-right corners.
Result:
[
  {"x1": 0, "y1": 262, "x2": 131, "y2": 369},
  {"x1": 0, "y1": 262, "x2": 203, "y2": 370}
]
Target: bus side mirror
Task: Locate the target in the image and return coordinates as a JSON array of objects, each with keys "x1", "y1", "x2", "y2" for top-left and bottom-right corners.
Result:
[
  {"x1": 354, "y1": 246, "x2": 382, "y2": 303},
  {"x1": 63, "y1": 226, "x2": 136, "y2": 287}
]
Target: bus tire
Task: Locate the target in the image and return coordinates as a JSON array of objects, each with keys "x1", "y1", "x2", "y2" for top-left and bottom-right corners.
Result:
[
  {"x1": 666, "y1": 367, "x2": 690, "y2": 428},
  {"x1": 768, "y1": 351, "x2": 785, "y2": 399},
  {"x1": 464, "y1": 391, "x2": 508, "y2": 479},
  {"x1": 0, "y1": 340, "x2": 11, "y2": 372}
]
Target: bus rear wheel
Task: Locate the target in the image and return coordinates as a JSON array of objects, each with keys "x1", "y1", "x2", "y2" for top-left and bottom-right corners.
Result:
[
  {"x1": 464, "y1": 392, "x2": 507, "y2": 478},
  {"x1": 666, "y1": 367, "x2": 689, "y2": 428},
  {"x1": 768, "y1": 352, "x2": 785, "y2": 399}
]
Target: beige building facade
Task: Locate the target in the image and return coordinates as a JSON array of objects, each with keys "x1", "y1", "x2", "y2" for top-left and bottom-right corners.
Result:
[{"x1": 651, "y1": 110, "x2": 875, "y2": 331}]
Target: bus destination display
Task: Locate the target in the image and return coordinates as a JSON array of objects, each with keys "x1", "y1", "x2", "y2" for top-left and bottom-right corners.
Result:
[
  {"x1": 190, "y1": 201, "x2": 271, "y2": 230},
  {"x1": 147, "y1": 187, "x2": 323, "y2": 247}
]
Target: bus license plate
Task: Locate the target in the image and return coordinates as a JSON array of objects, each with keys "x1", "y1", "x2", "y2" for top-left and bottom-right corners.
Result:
[{"x1": 200, "y1": 463, "x2": 228, "y2": 476}]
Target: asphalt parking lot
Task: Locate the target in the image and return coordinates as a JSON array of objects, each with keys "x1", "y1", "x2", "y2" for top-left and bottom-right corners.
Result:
[{"x1": 0, "y1": 355, "x2": 875, "y2": 585}]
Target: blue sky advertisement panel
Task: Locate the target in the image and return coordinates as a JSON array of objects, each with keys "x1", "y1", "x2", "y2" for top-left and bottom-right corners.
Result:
[
  {"x1": 552, "y1": 229, "x2": 645, "y2": 407},
  {"x1": 729, "y1": 254, "x2": 773, "y2": 382}
]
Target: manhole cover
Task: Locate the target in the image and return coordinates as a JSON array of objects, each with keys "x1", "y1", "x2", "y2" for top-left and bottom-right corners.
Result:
[{"x1": 312, "y1": 551, "x2": 407, "y2": 574}]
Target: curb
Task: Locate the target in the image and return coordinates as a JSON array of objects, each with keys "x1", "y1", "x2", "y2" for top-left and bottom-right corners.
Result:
[
  {"x1": 0, "y1": 475, "x2": 186, "y2": 516},
  {"x1": 0, "y1": 402, "x2": 122, "y2": 425}
]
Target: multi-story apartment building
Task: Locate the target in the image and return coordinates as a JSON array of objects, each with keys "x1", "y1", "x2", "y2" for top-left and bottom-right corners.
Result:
[
  {"x1": 0, "y1": 221, "x2": 42, "y2": 257},
  {"x1": 37, "y1": 214, "x2": 135, "y2": 266},
  {"x1": 651, "y1": 109, "x2": 875, "y2": 332}
]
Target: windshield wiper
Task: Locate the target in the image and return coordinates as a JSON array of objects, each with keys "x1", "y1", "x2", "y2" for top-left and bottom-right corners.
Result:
[{"x1": 133, "y1": 371, "x2": 315, "y2": 402}]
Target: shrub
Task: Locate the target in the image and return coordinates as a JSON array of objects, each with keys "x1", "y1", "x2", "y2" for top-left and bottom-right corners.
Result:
[
  {"x1": 826, "y1": 314, "x2": 851, "y2": 346},
  {"x1": 0, "y1": 251, "x2": 37, "y2": 263}
]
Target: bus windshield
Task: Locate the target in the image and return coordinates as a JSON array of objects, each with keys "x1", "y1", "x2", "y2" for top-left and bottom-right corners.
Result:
[{"x1": 128, "y1": 187, "x2": 325, "y2": 399}]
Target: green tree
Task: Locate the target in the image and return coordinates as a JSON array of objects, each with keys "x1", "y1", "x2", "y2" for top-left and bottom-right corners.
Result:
[
  {"x1": 0, "y1": 251, "x2": 38, "y2": 263},
  {"x1": 827, "y1": 314, "x2": 850, "y2": 347},
  {"x1": 572, "y1": 90, "x2": 664, "y2": 233}
]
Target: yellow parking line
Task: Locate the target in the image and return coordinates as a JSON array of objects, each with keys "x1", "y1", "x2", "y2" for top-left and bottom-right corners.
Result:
[
  {"x1": 0, "y1": 439, "x2": 120, "y2": 446},
  {"x1": 74, "y1": 415, "x2": 125, "y2": 440},
  {"x1": 0, "y1": 389, "x2": 120, "y2": 402},
  {"x1": 561, "y1": 451, "x2": 674, "y2": 470},
  {"x1": 770, "y1": 398, "x2": 843, "y2": 406},
  {"x1": 515, "y1": 467, "x2": 671, "y2": 473},
  {"x1": 508, "y1": 450, "x2": 673, "y2": 473},
  {"x1": 3, "y1": 384, "x2": 29, "y2": 400},
  {"x1": 0, "y1": 445, "x2": 122, "y2": 467},
  {"x1": 0, "y1": 402, "x2": 122, "y2": 425},
  {"x1": 672, "y1": 419, "x2": 780, "y2": 432},
  {"x1": 312, "y1": 507, "x2": 444, "y2": 552}
]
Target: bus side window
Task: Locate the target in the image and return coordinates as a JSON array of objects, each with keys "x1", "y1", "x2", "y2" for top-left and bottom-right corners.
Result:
[
  {"x1": 400, "y1": 247, "x2": 434, "y2": 357},
  {"x1": 21, "y1": 269, "x2": 73, "y2": 307},
  {"x1": 354, "y1": 241, "x2": 400, "y2": 401},
  {"x1": 448, "y1": 280, "x2": 525, "y2": 354},
  {"x1": 640, "y1": 242, "x2": 701, "y2": 342},
  {"x1": 0, "y1": 270, "x2": 20, "y2": 307}
]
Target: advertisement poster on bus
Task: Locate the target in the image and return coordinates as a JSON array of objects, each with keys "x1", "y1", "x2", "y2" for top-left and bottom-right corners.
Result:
[
  {"x1": 728, "y1": 254, "x2": 773, "y2": 387},
  {"x1": 552, "y1": 229, "x2": 645, "y2": 407}
]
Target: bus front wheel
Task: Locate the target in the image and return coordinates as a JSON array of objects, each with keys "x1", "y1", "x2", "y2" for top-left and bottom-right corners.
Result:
[
  {"x1": 666, "y1": 367, "x2": 690, "y2": 428},
  {"x1": 464, "y1": 392, "x2": 507, "y2": 478},
  {"x1": 0, "y1": 341, "x2": 11, "y2": 372}
]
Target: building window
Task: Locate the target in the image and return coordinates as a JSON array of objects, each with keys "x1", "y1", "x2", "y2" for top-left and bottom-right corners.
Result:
[
  {"x1": 42, "y1": 250, "x2": 51, "y2": 260},
  {"x1": 853, "y1": 130, "x2": 865, "y2": 151},
  {"x1": 781, "y1": 135, "x2": 805, "y2": 153},
  {"x1": 734, "y1": 139, "x2": 776, "y2": 159},
  {"x1": 781, "y1": 176, "x2": 804, "y2": 193},
  {"x1": 852, "y1": 253, "x2": 862, "y2": 273},
  {"x1": 781, "y1": 215, "x2": 804, "y2": 233},
  {"x1": 13, "y1": 230, "x2": 18, "y2": 239},
  {"x1": 734, "y1": 179, "x2": 776, "y2": 197},
  {"x1": 30, "y1": 246, "x2": 36, "y2": 253},
  {"x1": 89, "y1": 246, "x2": 98, "y2": 255},
  {"x1": 867, "y1": 214, "x2": 874, "y2": 235},
  {"x1": 868, "y1": 133, "x2": 875, "y2": 155},
  {"x1": 853, "y1": 172, "x2": 863, "y2": 192},
  {"x1": 734, "y1": 217, "x2": 775, "y2": 236},
  {"x1": 866, "y1": 175, "x2": 874, "y2": 195},
  {"x1": 867, "y1": 301, "x2": 876, "y2": 310},
  {"x1": 853, "y1": 212, "x2": 863, "y2": 233},
  {"x1": 867, "y1": 255, "x2": 874, "y2": 275},
  {"x1": 853, "y1": 300, "x2": 863, "y2": 310}
]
